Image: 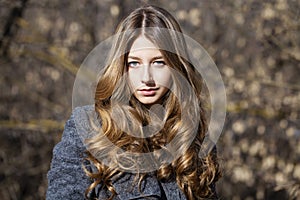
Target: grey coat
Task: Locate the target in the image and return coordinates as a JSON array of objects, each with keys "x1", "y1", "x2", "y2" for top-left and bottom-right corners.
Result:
[{"x1": 46, "y1": 106, "x2": 216, "y2": 199}]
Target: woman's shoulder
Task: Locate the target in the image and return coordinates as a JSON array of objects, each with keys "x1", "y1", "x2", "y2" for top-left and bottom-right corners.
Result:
[
  {"x1": 46, "y1": 105, "x2": 96, "y2": 199},
  {"x1": 53, "y1": 105, "x2": 99, "y2": 152},
  {"x1": 72, "y1": 104, "x2": 96, "y2": 119},
  {"x1": 71, "y1": 105, "x2": 101, "y2": 143}
]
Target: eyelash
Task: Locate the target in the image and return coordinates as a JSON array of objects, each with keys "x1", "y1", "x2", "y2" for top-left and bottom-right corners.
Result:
[
  {"x1": 127, "y1": 60, "x2": 166, "y2": 68},
  {"x1": 127, "y1": 61, "x2": 140, "y2": 68},
  {"x1": 153, "y1": 61, "x2": 165, "y2": 66}
]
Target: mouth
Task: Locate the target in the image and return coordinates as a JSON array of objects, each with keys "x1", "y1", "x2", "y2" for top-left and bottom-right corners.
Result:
[{"x1": 138, "y1": 88, "x2": 159, "y2": 96}]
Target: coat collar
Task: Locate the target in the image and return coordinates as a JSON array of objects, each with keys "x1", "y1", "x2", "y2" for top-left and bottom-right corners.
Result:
[
  {"x1": 95, "y1": 173, "x2": 186, "y2": 200},
  {"x1": 113, "y1": 173, "x2": 162, "y2": 199}
]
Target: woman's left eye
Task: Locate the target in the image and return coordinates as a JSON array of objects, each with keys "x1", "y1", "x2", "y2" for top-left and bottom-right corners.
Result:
[{"x1": 152, "y1": 60, "x2": 165, "y2": 66}]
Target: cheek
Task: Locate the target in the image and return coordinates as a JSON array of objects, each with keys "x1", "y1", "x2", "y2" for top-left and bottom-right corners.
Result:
[
  {"x1": 156, "y1": 71, "x2": 172, "y2": 87},
  {"x1": 128, "y1": 72, "x2": 138, "y2": 89}
]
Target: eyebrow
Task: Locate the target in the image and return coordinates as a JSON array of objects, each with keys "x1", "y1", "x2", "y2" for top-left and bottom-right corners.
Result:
[{"x1": 128, "y1": 56, "x2": 164, "y2": 60}]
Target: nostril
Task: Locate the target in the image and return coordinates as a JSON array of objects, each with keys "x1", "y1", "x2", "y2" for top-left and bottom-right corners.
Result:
[{"x1": 142, "y1": 79, "x2": 155, "y2": 86}]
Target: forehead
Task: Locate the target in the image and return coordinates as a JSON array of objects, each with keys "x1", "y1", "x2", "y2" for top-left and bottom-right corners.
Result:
[{"x1": 129, "y1": 36, "x2": 159, "y2": 52}]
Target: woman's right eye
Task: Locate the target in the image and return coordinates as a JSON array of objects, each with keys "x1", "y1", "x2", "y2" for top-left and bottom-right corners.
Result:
[{"x1": 128, "y1": 61, "x2": 140, "y2": 68}]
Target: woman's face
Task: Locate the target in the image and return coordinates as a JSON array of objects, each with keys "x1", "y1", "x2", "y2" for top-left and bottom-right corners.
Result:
[{"x1": 127, "y1": 36, "x2": 172, "y2": 105}]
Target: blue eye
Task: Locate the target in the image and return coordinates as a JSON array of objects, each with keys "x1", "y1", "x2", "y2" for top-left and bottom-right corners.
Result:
[
  {"x1": 128, "y1": 61, "x2": 140, "y2": 68},
  {"x1": 152, "y1": 60, "x2": 165, "y2": 67}
]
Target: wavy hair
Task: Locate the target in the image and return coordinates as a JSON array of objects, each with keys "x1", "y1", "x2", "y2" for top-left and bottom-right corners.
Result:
[{"x1": 84, "y1": 5, "x2": 221, "y2": 200}]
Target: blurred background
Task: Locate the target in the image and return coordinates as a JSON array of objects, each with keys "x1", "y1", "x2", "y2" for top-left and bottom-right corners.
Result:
[{"x1": 0, "y1": 0, "x2": 299, "y2": 199}]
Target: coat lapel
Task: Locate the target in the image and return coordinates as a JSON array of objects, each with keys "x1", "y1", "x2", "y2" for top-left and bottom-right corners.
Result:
[
  {"x1": 161, "y1": 179, "x2": 186, "y2": 200},
  {"x1": 113, "y1": 173, "x2": 162, "y2": 199}
]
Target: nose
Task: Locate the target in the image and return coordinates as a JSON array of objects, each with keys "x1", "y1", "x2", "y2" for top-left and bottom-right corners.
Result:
[{"x1": 141, "y1": 64, "x2": 154, "y2": 85}]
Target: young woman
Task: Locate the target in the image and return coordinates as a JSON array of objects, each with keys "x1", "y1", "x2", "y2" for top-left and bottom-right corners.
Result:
[{"x1": 47, "y1": 5, "x2": 221, "y2": 200}]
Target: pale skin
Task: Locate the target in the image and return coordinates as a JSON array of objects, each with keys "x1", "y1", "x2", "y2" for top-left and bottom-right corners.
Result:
[{"x1": 127, "y1": 36, "x2": 172, "y2": 105}]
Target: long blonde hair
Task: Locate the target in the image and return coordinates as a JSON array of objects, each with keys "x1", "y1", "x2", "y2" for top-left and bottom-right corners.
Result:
[{"x1": 84, "y1": 5, "x2": 221, "y2": 199}]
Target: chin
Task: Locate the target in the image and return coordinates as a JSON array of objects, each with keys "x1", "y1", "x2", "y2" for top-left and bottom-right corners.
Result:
[
  {"x1": 140, "y1": 100, "x2": 157, "y2": 105},
  {"x1": 138, "y1": 98, "x2": 159, "y2": 105}
]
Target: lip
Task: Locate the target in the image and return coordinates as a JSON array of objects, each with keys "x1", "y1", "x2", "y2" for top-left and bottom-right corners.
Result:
[{"x1": 138, "y1": 88, "x2": 158, "y2": 96}]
